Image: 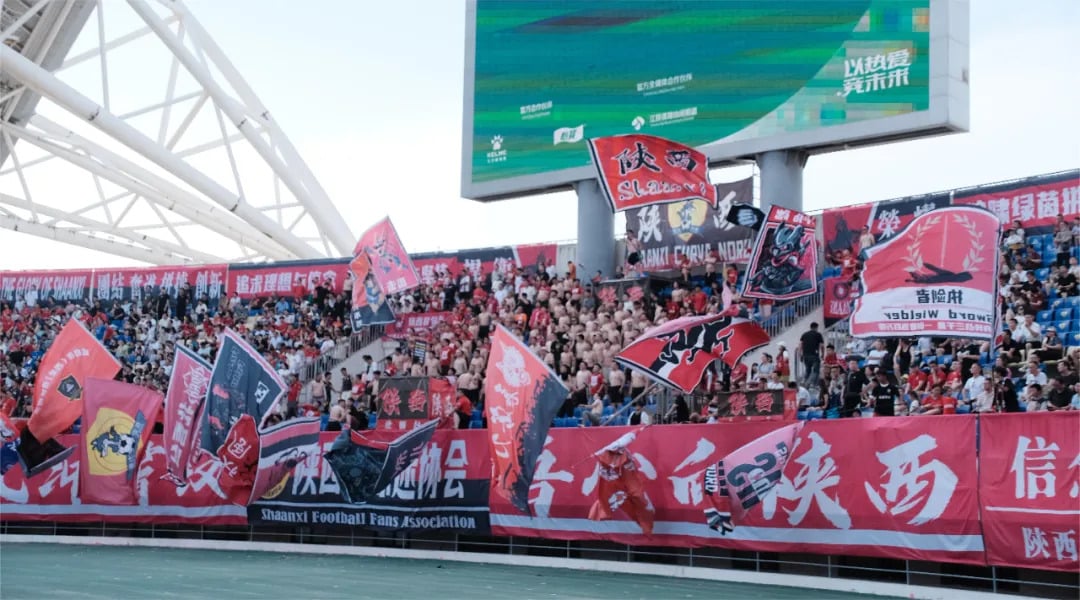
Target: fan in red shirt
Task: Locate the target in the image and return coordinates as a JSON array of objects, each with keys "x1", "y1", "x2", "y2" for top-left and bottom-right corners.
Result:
[
  {"x1": 907, "y1": 366, "x2": 929, "y2": 395},
  {"x1": 928, "y1": 364, "x2": 948, "y2": 389},
  {"x1": 689, "y1": 287, "x2": 708, "y2": 314},
  {"x1": 587, "y1": 364, "x2": 605, "y2": 398}
]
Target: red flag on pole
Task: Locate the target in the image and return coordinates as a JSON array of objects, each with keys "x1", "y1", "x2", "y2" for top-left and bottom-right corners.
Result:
[
  {"x1": 587, "y1": 432, "x2": 654, "y2": 535},
  {"x1": 79, "y1": 378, "x2": 163, "y2": 505},
  {"x1": 162, "y1": 345, "x2": 212, "y2": 486},
  {"x1": 587, "y1": 134, "x2": 716, "y2": 213}
]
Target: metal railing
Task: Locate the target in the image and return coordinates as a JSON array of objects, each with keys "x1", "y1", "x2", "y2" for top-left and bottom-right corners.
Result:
[
  {"x1": 299, "y1": 325, "x2": 385, "y2": 384},
  {"x1": 2, "y1": 522, "x2": 1075, "y2": 599},
  {"x1": 758, "y1": 288, "x2": 823, "y2": 339}
]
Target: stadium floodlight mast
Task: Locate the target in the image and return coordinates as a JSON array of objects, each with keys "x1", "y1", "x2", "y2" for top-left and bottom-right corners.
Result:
[{"x1": 0, "y1": 0, "x2": 355, "y2": 265}]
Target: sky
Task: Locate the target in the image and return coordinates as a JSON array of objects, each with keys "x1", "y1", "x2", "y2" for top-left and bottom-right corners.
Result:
[{"x1": 1, "y1": 0, "x2": 1078, "y2": 270}]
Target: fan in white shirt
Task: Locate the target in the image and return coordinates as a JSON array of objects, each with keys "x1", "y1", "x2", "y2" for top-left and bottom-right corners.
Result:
[{"x1": 1013, "y1": 314, "x2": 1043, "y2": 344}]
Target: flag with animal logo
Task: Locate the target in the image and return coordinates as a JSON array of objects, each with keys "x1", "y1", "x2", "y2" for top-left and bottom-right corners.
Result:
[
  {"x1": 484, "y1": 325, "x2": 567, "y2": 515},
  {"x1": 201, "y1": 329, "x2": 285, "y2": 454},
  {"x1": 354, "y1": 217, "x2": 420, "y2": 296},
  {"x1": 850, "y1": 205, "x2": 1001, "y2": 339},
  {"x1": 162, "y1": 345, "x2": 212, "y2": 486},
  {"x1": 79, "y1": 378, "x2": 163, "y2": 505},
  {"x1": 721, "y1": 423, "x2": 803, "y2": 522},
  {"x1": 742, "y1": 206, "x2": 819, "y2": 301},
  {"x1": 247, "y1": 416, "x2": 322, "y2": 505},
  {"x1": 587, "y1": 134, "x2": 717, "y2": 213},
  {"x1": 614, "y1": 315, "x2": 770, "y2": 394},
  {"x1": 324, "y1": 420, "x2": 438, "y2": 504},
  {"x1": 20, "y1": 319, "x2": 121, "y2": 475},
  {"x1": 587, "y1": 431, "x2": 655, "y2": 535}
]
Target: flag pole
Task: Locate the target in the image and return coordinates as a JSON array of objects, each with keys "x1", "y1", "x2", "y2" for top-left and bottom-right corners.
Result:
[{"x1": 602, "y1": 383, "x2": 658, "y2": 426}]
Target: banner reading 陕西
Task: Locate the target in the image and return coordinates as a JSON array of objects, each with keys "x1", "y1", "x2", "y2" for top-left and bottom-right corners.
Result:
[{"x1": 632, "y1": 177, "x2": 756, "y2": 272}]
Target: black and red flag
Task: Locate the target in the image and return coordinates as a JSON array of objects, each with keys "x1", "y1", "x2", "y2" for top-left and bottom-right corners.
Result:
[
  {"x1": 349, "y1": 253, "x2": 396, "y2": 328},
  {"x1": 484, "y1": 324, "x2": 567, "y2": 515},
  {"x1": 324, "y1": 419, "x2": 438, "y2": 504},
  {"x1": 201, "y1": 329, "x2": 285, "y2": 454},
  {"x1": 587, "y1": 432, "x2": 654, "y2": 535},
  {"x1": 247, "y1": 416, "x2": 322, "y2": 505},
  {"x1": 721, "y1": 423, "x2": 802, "y2": 523},
  {"x1": 588, "y1": 134, "x2": 717, "y2": 213},
  {"x1": 615, "y1": 315, "x2": 770, "y2": 394},
  {"x1": 742, "y1": 206, "x2": 819, "y2": 301},
  {"x1": 354, "y1": 216, "x2": 421, "y2": 296}
]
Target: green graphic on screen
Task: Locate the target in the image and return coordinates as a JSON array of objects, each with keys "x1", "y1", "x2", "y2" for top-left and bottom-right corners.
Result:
[{"x1": 469, "y1": 0, "x2": 931, "y2": 186}]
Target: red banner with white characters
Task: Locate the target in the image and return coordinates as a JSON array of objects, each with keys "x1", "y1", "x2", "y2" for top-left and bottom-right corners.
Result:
[
  {"x1": 978, "y1": 413, "x2": 1080, "y2": 573},
  {"x1": 823, "y1": 276, "x2": 854, "y2": 323},
  {"x1": 411, "y1": 244, "x2": 558, "y2": 287},
  {"x1": 93, "y1": 264, "x2": 228, "y2": 305},
  {"x1": 386, "y1": 311, "x2": 454, "y2": 340},
  {"x1": 1, "y1": 434, "x2": 246, "y2": 524},
  {"x1": 588, "y1": 134, "x2": 716, "y2": 212},
  {"x1": 491, "y1": 417, "x2": 985, "y2": 565},
  {"x1": 952, "y1": 171, "x2": 1080, "y2": 231},
  {"x1": 227, "y1": 258, "x2": 349, "y2": 300},
  {"x1": 0, "y1": 268, "x2": 95, "y2": 304}
]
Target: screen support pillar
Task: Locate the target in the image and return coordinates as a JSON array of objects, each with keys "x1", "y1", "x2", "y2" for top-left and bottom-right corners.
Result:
[
  {"x1": 757, "y1": 150, "x2": 808, "y2": 212},
  {"x1": 574, "y1": 179, "x2": 616, "y2": 281}
]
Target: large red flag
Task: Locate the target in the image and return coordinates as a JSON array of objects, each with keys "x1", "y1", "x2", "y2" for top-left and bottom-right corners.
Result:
[
  {"x1": 587, "y1": 134, "x2": 716, "y2": 213},
  {"x1": 484, "y1": 325, "x2": 567, "y2": 515},
  {"x1": 615, "y1": 315, "x2": 769, "y2": 394},
  {"x1": 215, "y1": 414, "x2": 260, "y2": 507},
  {"x1": 247, "y1": 417, "x2": 321, "y2": 505},
  {"x1": 851, "y1": 205, "x2": 1001, "y2": 339},
  {"x1": 79, "y1": 378, "x2": 163, "y2": 505},
  {"x1": 353, "y1": 217, "x2": 420, "y2": 295},
  {"x1": 587, "y1": 432, "x2": 654, "y2": 535},
  {"x1": 28, "y1": 319, "x2": 121, "y2": 443},
  {"x1": 721, "y1": 423, "x2": 803, "y2": 522},
  {"x1": 162, "y1": 345, "x2": 212, "y2": 485}
]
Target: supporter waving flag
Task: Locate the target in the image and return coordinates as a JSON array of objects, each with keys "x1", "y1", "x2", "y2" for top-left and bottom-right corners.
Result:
[
  {"x1": 200, "y1": 329, "x2": 285, "y2": 454},
  {"x1": 354, "y1": 217, "x2": 420, "y2": 296},
  {"x1": 20, "y1": 318, "x2": 121, "y2": 476},
  {"x1": 721, "y1": 423, "x2": 803, "y2": 522},
  {"x1": 587, "y1": 431, "x2": 654, "y2": 535},
  {"x1": 587, "y1": 134, "x2": 717, "y2": 213},
  {"x1": 742, "y1": 206, "x2": 819, "y2": 301},
  {"x1": 850, "y1": 205, "x2": 1001, "y2": 340},
  {"x1": 162, "y1": 345, "x2": 212, "y2": 486},
  {"x1": 79, "y1": 378, "x2": 163, "y2": 505},
  {"x1": 615, "y1": 315, "x2": 769, "y2": 394},
  {"x1": 324, "y1": 420, "x2": 438, "y2": 504},
  {"x1": 485, "y1": 324, "x2": 567, "y2": 515}
]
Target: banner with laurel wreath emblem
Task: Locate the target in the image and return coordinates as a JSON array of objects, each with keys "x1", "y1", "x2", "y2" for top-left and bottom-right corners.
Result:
[{"x1": 850, "y1": 206, "x2": 1001, "y2": 339}]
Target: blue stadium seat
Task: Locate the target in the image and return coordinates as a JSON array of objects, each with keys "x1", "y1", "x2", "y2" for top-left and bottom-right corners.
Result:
[
  {"x1": 939, "y1": 354, "x2": 953, "y2": 366},
  {"x1": 1029, "y1": 236, "x2": 1043, "y2": 249},
  {"x1": 1036, "y1": 267, "x2": 1051, "y2": 281},
  {"x1": 602, "y1": 406, "x2": 614, "y2": 416},
  {"x1": 469, "y1": 420, "x2": 484, "y2": 429},
  {"x1": 1037, "y1": 309, "x2": 1054, "y2": 323},
  {"x1": 471, "y1": 409, "x2": 482, "y2": 421},
  {"x1": 1071, "y1": 332, "x2": 1080, "y2": 346},
  {"x1": 1058, "y1": 308, "x2": 1073, "y2": 321},
  {"x1": 320, "y1": 414, "x2": 330, "y2": 430},
  {"x1": 1066, "y1": 297, "x2": 1080, "y2": 308},
  {"x1": 368, "y1": 414, "x2": 377, "y2": 429}
]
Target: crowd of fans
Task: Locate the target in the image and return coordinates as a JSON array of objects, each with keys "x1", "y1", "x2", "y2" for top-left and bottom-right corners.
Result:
[
  {"x1": 6, "y1": 215, "x2": 1077, "y2": 433},
  {"x1": 798, "y1": 214, "x2": 1080, "y2": 418}
]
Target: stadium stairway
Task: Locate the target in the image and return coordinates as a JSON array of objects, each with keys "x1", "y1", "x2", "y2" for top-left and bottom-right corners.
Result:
[{"x1": 743, "y1": 289, "x2": 824, "y2": 377}]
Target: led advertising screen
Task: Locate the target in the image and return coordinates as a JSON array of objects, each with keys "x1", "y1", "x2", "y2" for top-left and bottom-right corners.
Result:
[{"x1": 462, "y1": 0, "x2": 968, "y2": 200}]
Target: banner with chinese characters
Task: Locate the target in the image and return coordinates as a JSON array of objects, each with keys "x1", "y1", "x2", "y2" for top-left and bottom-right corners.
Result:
[
  {"x1": 631, "y1": 178, "x2": 756, "y2": 272},
  {"x1": 952, "y1": 170, "x2": 1080, "y2": 232},
  {"x1": 0, "y1": 268, "x2": 94, "y2": 304},
  {"x1": 411, "y1": 243, "x2": 558, "y2": 287},
  {"x1": 385, "y1": 311, "x2": 454, "y2": 340},
  {"x1": 713, "y1": 389, "x2": 796, "y2": 422},
  {"x1": 821, "y1": 193, "x2": 950, "y2": 266},
  {"x1": 375, "y1": 377, "x2": 435, "y2": 431},
  {"x1": 823, "y1": 276, "x2": 854, "y2": 325},
  {"x1": 248, "y1": 429, "x2": 491, "y2": 533},
  {"x1": 93, "y1": 265, "x2": 227, "y2": 305},
  {"x1": 588, "y1": 134, "x2": 717, "y2": 213},
  {"x1": 978, "y1": 412, "x2": 1080, "y2": 573},
  {"x1": 850, "y1": 206, "x2": 1001, "y2": 339},
  {"x1": 0, "y1": 433, "x2": 246, "y2": 524},
  {"x1": 226, "y1": 258, "x2": 350, "y2": 300},
  {"x1": 594, "y1": 279, "x2": 648, "y2": 308},
  {"x1": 741, "y1": 206, "x2": 819, "y2": 301},
  {"x1": 491, "y1": 417, "x2": 985, "y2": 565}
]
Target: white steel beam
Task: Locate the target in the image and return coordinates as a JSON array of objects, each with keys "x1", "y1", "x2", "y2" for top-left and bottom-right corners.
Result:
[
  {"x1": 0, "y1": 43, "x2": 320, "y2": 259},
  {"x1": 8, "y1": 117, "x2": 294, "y2": 260},
  {"x1": 0, "y1": 213, "x2": 194, "y2": 265},
  {"x1": 0, "y1": 192, "x2": 221, "y2": 263},
  {"x1": 130, "y1": 0, "x2": 356, "y2": 256}
]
